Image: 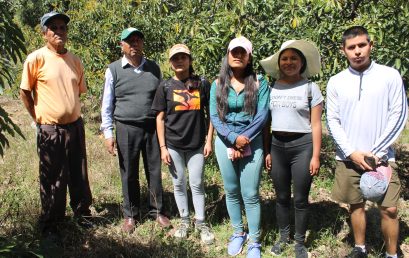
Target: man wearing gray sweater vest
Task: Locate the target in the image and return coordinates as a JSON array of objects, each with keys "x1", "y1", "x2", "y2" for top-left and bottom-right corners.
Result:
[{"x1": 101, "y1": 27, "x2": 170, "y2": 233}]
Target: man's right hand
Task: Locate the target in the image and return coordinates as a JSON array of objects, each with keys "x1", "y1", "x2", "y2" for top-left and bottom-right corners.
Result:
[
  {"x1": 349, "y1": 151, "x2": 374, "y2": 171},
  {"x1": 105, "y1": 137, "x2": 116, "y2": 156}
]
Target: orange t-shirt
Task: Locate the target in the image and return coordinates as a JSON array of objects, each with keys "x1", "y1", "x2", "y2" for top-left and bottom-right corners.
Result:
[{"x1": 20, "y1": 46, "x2": 87, "y2": 125}]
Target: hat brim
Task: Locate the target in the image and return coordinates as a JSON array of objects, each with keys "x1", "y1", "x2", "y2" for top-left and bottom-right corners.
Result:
[
  {"x1": 43, "y1": 13, "x2": 70, "y2": 26},
  {"x1": 260, "y1": 40, "x2": 321, "y2": 79},
  {"x1": 121, "y1": 30, "x2": 144, "y2": 41},
  {"x1": 169, "y1": 50, "x2": 190, "y2": 60}
]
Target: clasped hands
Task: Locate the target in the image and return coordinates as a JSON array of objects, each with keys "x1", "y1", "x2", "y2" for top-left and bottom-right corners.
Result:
[{"x1": 229, "y1": 135, "x2": 250, "y2": 161}]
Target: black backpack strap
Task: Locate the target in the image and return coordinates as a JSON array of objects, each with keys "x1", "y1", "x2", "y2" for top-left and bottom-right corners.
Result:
[
  {"x1": 307, "y1": 80, "x2": 312, "y2": 120},
  {"x1": 270, "y1": 78, "x2": 276, "y2": 88}
]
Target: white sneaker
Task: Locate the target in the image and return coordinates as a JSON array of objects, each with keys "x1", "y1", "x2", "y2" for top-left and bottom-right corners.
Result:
[
  {"x1": 174, "y1": 221, "x2": 190, "y2": 238},
  {"x1": 195, "y1": 223, "x2": 214, "y2": 244}
]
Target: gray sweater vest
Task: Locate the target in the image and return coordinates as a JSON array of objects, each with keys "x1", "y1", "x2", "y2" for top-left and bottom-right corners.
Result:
[{"x1": 108, "y1": 59, "x2": 161, "y2": 124}]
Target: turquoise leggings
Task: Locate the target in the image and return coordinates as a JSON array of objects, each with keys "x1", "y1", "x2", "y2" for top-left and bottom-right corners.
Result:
[{"x1": 214, "y1": 135, "x2": 263, "y2": 242}]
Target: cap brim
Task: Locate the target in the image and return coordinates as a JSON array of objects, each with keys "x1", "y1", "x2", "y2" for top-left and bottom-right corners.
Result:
[
  {"x1": 43, "y1": 13, "x2": 70, "y2": 26},
  {"x1": 121, "y1": 30, "x2": 144, "y2": 41},
  {"x1": 169, "y1": 51, "x2": 190, "y2": 60}
]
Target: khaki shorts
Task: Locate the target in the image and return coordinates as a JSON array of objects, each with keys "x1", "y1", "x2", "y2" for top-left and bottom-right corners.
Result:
[{"x1": 332, "y1": 161, "x2": 401, "y2": 207}]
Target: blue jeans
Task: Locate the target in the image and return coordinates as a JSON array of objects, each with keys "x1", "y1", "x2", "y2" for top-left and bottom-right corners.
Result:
[{"x1": 215, "y1": 134, "x2": 263, "y2": 242}]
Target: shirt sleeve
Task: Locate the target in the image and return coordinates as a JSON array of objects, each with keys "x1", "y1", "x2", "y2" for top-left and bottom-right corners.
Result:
[
  {"x1": 100, "y1": 68, "x2": 115, "y2": 139},
  {"x1": 311, "y1": 82, "x2": 323, "y2": 107},
  {"x1": 78, "y1": 60, "x2": 87, "y2": 94},
  {"x1": 326, "y1": 77, "x2": 355, "y2": 158},
  {"x1": 20, "y1": 55, "x2": 37, "y2": 91},
  {"x1": 371, "y1": 72, "x2": 408, "y2": 158},
  {"x1": 240, "y1": 75, "x2": 270, "y2": 141},
  {"x1": 151, "y1": 81, "x2": 167, "y2": 112},
  {"x1": 209, "y1": 80, "x2": 239, "y2": 145}
]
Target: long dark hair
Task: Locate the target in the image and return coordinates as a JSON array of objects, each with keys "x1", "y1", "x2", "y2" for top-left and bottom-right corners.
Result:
[
  {"x1": 185, "y1": 57, "x2": 201, "y2": 90},
  {"x1": 216, "y1": 53, "x2": 258, "y2": 121}
]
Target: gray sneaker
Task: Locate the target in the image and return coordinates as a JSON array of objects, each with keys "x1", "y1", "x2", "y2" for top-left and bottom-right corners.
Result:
[
  {"x1": 174, "y1": 221, "x2": 190, "y2": 238},
  {"x1": 195, "y1": 223, "x2": 214, "y2": 244},
  {"x1": 294, "y1": 243, "x2": 311, "y2": 258},
  {"x1": 271, "y1": 240, "x2": 290, "y2": 255}
]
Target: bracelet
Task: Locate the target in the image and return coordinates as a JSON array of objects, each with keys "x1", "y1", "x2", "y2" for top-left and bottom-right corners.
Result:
[{"x1": 160, "y1": 145, "x2": 166, "y2": 148}]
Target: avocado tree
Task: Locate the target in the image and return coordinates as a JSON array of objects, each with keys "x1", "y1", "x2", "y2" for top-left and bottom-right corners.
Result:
[
  {"x1": 0, "y1": 1, "x2": 26, "y2": 156},
  {"x1": 13, "y1": 0, "x2": 409, "y2": 110}
]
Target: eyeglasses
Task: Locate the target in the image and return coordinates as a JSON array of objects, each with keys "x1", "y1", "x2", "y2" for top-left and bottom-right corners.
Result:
[{"x1": 48, "y1": 25, "x2": 68, "y2": 32}]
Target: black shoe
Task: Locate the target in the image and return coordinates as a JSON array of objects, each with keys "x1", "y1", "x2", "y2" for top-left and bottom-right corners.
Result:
[
  {"x1": 75, "y1": 216, "x2": 96, "y2": 229},
  {"x1": 270, "y1": 240, "x2": 290, "y2": 255},
  {"x1": 345, "y1": 247, "x2": 368, "y2": 258},
  {"x1": 294, "y1": 243, "x2": 310, "y2": 258}
]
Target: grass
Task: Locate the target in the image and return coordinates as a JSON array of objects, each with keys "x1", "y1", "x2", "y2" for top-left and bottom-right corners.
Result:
[{"x1": 1, "y1": 95, "x2": 409, "y2": 257}]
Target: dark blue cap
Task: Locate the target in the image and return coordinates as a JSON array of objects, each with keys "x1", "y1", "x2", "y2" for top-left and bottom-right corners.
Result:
[{"x1": 40, "y1": 11, "x2": 70, "y2": 27}]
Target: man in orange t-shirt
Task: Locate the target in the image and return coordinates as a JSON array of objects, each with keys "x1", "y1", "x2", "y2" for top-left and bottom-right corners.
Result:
[{"x1": 20, "y1": 11, "x2": 93, "y2": 239}]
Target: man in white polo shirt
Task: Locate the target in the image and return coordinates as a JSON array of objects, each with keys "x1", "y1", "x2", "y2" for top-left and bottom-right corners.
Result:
[{"x1": 326, "y1": 25, "x2": 408, "y2": 258}]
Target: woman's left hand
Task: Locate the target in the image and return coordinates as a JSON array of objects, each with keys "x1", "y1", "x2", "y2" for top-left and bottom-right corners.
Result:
[
  {"x1": 231, "y1": 148, "x2": 243, "y2": 161},
  {"x1": 203, "y1": 141, "x2": 213, "y2": 158},
  {"x1": 309, "y1": 156, "x2": 320, "y2": 176},
  {"x1": 265, "y1": 153, "x2": 272, "y2": 171}
]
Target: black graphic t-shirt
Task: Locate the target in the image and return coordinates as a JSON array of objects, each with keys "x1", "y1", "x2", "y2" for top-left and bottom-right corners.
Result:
[{"x1": 152, "y1": 77, "x2": 210, "y2": 150}]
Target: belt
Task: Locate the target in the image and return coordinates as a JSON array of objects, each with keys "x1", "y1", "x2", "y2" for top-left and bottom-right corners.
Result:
[{"x1": 37, "y1": 117, "x2": 82, "y2": 130}]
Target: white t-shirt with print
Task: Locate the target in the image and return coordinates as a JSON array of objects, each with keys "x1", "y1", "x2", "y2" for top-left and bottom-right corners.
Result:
[{"x1": 269, "y1": 79, "x2": 323, "y2": 133}]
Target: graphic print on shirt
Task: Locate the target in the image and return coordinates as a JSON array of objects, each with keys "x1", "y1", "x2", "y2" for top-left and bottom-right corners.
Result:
[
  {"x1": 173, "y1": 89, "x2": 201, "y2": 111},
  {"x1": 270, "y1": 94, "x2": 303, "y2": 109}
]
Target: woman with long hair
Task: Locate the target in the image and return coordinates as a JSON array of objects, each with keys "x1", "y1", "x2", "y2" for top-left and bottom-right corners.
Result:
[
  {"x1": 210, "y1": 36, "x2": 270, "y2": 258},
  {"x1": 152, "y1": 44, "x2": 214, "y2": 244},
  {"x1": 260, "y1": 40, "x2": 323, "y2": 258}
]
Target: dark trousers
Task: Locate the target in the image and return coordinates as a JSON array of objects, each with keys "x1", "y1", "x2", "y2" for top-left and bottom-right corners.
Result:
[
  {"x1": 115, "y1": 121, "x2": 163, "y2": 219},
  {"x1": 37, "y1": 118, "x2": 92, "y2": 231},
  {"x1": 270, "y1": 133, "x2": 313, "y2": 244}
]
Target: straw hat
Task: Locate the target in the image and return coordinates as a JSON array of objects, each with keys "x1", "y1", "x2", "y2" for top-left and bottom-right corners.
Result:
[{"x1": 260, "y1": 40, "x2": 321, "y2": 79}]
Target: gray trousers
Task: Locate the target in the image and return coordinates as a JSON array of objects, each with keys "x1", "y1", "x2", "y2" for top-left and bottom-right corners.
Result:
[
  {"x1": 115, "y1": 121, "x2": 163, "y2": 219},
  {"x1": 168, "y1": 147, "x2": 205, "y2": 221}
]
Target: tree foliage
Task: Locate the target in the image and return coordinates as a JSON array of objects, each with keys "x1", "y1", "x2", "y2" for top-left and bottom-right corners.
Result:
[
  {"x1": 0, "y1": 1, "x2": 26, "y2": 91},
  {"x1": 11, "y1": 0, "x2": 409, "y2": 112},
  {"x1": 0, "y1": 1, "x2": 26, "y2": 156}
]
